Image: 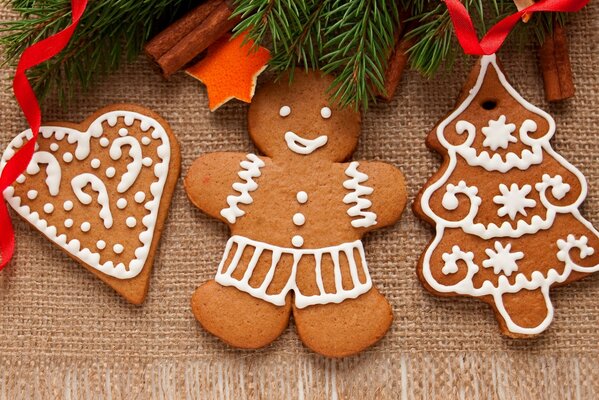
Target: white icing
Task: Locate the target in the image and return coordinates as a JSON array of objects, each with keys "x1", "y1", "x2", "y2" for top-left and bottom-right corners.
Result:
[
  {"x1": 27, "y1": 190, "x2": 38, "y2": 200},
  {"x1": 215, "y1": 235, "x2": 372, "y2": 308},
  {"x1": 0, "y1": 110, "x2": 173, "y2": 280},
  {"x1": 50, "y1": 143, "x2": 59, "y2": 152},
  {"x1": 141, "y1": 136, "x2": 151, "y2": 145},
  {"x1": 116, "y1": 198, "x2": 127, "y2": 209},
  {"x1": 80, "y1": 222, "x2": 91, "y2": 232},
  {"x1": 43, "y1": 203, "x2": 54, "y2": 214},
  {"x1": 441, "y1": 245, "x2": 475, "y2": 275},
  {"x1": 96, "y1": 240, "x2": 106, "y2": 250},
  {"x1": 342, "y1": 161, "x2": 377, "y2": 228},
  {"x1": 296, "y1": 191, "x2": 308, "y2": 204},
  {"x1": 109, "y1": 137, "x2": 142, "y2": 193},
  {"x1": 419, "y1": 54, "x2": 597, "y2": 335},
  {"x1": 105, "y1": 167, "x2": 116, "y2": 178},
  {"x1": 493, "y1": 183, "x2": 536, "y2": 220},
  {"x1": 16, "y1": 175, "x2": 26, "y2": 184},
  {"x1": 64, "y1": 219, "x2": 73, "y2": 228},
  {"x1": 142, "y1": 157, "x2": 153, "y2": 167},
  {"x1": 279, "y1": 105, "x2": 291, "y2": 117},
  {"x1": 482, "y1": 115, "x2": 517, "y2": 150},
  {"x1": 482, "y1": 242, "x2": 523, "y2": 276},
  {"x1": 320, "y1": 107, "x2": 332, "y2": 119},
  {"x1": 292, "y1": 213, "x2": 305, "y2": 226},
  {"x1": 284, "y1": 131, "x2": 328, "y2": 155},
  {"x1": 91, "y1": 158, "x2": 101, "y2": 169},
  {"x1": 220, "y1": 154, "x2": 265, "y2": 224},
  {"x1": 134, "y1": 191, "x2": 146, "y2": 203},
  {"x1": 292, "y1": 235, "x2": 304, "y2": 247},
  {"x1": 63, "y1": 200, "x2": 74, "y2": 211},
  {"x1": 71, "y1": 173, "x2": 113, "y2": 229},
  {"x1": 126, "y1": 217, "x2": 137, "y2": 228},
  {"x1": 63, "y1": 152, "x2": 73, "y2": 163},
  {"x1": 113, "y1": 244, "x2": 124, "y2": 254},
  {"x1": 118, "y1": 128, "x2": 128, "y2": 137},
  {"x1": 26, "y1": 151, "x2": 61, "y2": 196}
]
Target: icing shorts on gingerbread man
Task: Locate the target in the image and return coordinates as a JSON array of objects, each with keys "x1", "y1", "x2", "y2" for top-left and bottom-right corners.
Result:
[{"x1": 185, "y1": 70, "x2": 407, "y2": 357}]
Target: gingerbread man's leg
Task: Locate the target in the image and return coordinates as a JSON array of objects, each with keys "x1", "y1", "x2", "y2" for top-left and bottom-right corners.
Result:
[
  {"x1": 191, "y1": 281, "x2": 291, "y2": 349},
  {"x1": 293, "y1": 287, "x2": 392, "y2": 357}
]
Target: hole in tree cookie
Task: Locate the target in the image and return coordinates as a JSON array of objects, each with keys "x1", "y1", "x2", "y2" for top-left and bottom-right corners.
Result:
[{"x1": 481, "y1": 100, "x2": 498, "y2": 110}]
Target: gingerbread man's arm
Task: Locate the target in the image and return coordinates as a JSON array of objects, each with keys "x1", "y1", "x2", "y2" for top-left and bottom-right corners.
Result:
[
  {"x1": 344, "y1": 161, "x2": 407, "y2": 231},
  {"x1": 185, "y1": 152, "x2": 269, "y2": 224}
]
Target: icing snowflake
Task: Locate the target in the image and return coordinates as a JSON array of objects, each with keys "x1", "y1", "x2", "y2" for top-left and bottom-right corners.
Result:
[
  {"x1": 483, "y1": 242, "x2": 523, "y2": 276},
  {"x1": 482, "y1": 115, "x2": 517, "y2": 151},
  {"x1": 493, "y1": 183, "x2": 536, "y2": 220}
]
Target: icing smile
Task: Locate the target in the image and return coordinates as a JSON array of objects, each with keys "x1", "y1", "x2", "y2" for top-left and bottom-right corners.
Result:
[{"x1": 284, "y1": 131, "x2": 328, "y2": 155}]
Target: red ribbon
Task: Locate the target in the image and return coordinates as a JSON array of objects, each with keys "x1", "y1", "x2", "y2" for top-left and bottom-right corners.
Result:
[
  {"x1": 0, "y1": 0, "x2": 87, "y2": 269},
  {"x1": 444, "y1": 0, "x2": 589, "y2": 55}
]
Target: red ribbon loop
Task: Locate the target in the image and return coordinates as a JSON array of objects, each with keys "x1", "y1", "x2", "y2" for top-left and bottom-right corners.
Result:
[
  {"x1": 444, "y1": 0, "x2": 590, "y2": 55},
  {"x1": 0, "y1": 0, "x2": 87, "y2": 269}
]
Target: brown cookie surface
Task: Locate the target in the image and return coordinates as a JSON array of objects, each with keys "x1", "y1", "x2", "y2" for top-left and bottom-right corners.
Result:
[
  {"x1": 185, "y1": 70, "x2": 406, "y2": 357},
  {"x1": 1, "y1": 104, "x2": 180, "y2": 304},
  {"x1": 414, "y1": 55, "x2": 599, "y2": 337}
]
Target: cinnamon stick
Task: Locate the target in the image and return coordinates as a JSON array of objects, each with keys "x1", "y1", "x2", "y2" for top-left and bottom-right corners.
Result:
[
  {"x1": 144, "y1": 0, "x2": 240, "y2": 78},
  {"x1": 377, "y1": 35, "x2": 413, "y2": 101},
  {"x1": 539, "y1": 24, "x2": 575, "y2": 102}
]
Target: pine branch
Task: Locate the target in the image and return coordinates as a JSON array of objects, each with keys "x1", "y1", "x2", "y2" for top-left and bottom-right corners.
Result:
[{"x1": 0, "y1": 0, "x2": 195, "y2": 103}]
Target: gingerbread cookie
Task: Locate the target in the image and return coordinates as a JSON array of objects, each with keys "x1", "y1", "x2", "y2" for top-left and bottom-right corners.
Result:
[
  {"x1": 414, "y1": 55, "x2": 599, "y2": 337},
  {"x1": 1, "y1": 105, "x2": 180, "y2": 304},
  {"x1": 185, "y1": 71, "x2": 406, "y2": 357}
]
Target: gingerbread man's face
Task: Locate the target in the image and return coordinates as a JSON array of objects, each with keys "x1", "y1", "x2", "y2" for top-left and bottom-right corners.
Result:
[{"x1": 248, "y1": 70, "x2": 361, "y2": 162}]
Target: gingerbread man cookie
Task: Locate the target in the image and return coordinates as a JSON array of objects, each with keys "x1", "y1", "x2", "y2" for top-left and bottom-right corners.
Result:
[
  {"x1": 414, "y1": 55, "x2": 599, "y2": 337},
  {"x1": 185, "y1": 71, "x2": 406, "y2": 357}
]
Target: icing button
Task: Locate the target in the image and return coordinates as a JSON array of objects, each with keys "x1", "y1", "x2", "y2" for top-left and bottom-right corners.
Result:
[
  {"x1": 296, "y1": 191, "x2": 308, "y2": 204},
  {"x1": 292, "y1": 213, "x2": 305, "y2": 226},
  {"x1": 292, "y1": 235, "x2": 304, "y2": 248}
]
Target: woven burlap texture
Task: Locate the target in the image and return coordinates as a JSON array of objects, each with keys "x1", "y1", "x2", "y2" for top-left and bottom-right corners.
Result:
[{"x1": 0, "y1": 3, "x2": 598, "y2": 399}]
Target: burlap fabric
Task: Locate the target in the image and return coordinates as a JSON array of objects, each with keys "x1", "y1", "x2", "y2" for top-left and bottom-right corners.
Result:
[{"x1": 0, "y1": 3, "x2": 598, "y2": 398}]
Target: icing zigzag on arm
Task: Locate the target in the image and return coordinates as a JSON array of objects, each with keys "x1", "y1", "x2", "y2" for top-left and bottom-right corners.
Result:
[
  {"x1": 220, "y1": 154, "x2": 265, "y2": 224},
  {"x1": 343, "y1": 161, "x2": 377, "y2": 228}
]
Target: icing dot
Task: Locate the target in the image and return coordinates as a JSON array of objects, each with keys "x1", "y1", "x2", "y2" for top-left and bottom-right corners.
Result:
[
  {"x1": 43, "y1": 203, "x2": 54, "y2": 214},
  {"x1": 34, "y1": 143, "x2": 40, "y2": 151},
  {"x1": 16, "y1": 175, "x2": 26, "y2": 184},
  {"x1": 91, "y1": 158, "x2": 101, "y2": 169},
  {"x1": 292, "y1": 213, "x2": 305, "y2": 226},
  {"x1": 279, "y1": 105, "x2": 291, "y2": 117},
  {"x1": 62, "y1": 152, "x2": 73, "y2": 163},
  {"x1": 118, "y1": 128, "x2": 128, "y2": 137},
  {"x1": 320, "y1": 106, "x2": 332, "y2": 119},
  {"x1": 126, "y1": 217, "x2": 137, "y2": 228},
  {"x1": 296, "y1": 191, "x2": 308, "y2": 204},
  {"x1": 64, "y1": 219, "x2": 74, "y2": 228},
  {"x1": 141, "y1": 136, "x2": 151, "y2": 145},
  {"x1": 27, "y1": 190, "x2": 38, "y2": 200},
  {"x1": 96, "y1": 240, "x2": 106, "y2": 250},
  {"x1": 50, "y1": 143, "x2": 59, "y2": 152},
  {"x1": 106, "y1": 167, "x2": 116, "y2": 178},
  {"x1": 142, "y1": 157, "x2": 153, "y2": 167},
  {"x1": 99, "y1": 137, "x2": 110, "y2": 147},
  {"x1": 292, "y1": 235, "x2": 304, "y2": 248},
  {"x1": 134, "y1": 191, "x2": 146, "y2": 203},
  {"x1": 113, "y1": 244, "x2": 124, "y2": 254},
  {"x1": 63, "y1": 200, "x2": 74, "y2": 211},
  {"x1": 80, "y1": 222, "x2": 91, "y2": 232},
  {"x1": 117, "y1": 198, "x2": 128, "y2": 209}
]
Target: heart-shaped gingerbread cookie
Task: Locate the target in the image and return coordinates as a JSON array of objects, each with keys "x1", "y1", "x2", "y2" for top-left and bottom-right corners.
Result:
[{"x1": 0, "y1": 105, "x2": 180, "y2": 304}]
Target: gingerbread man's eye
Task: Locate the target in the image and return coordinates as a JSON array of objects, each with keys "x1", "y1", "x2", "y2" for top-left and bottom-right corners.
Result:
[
  {"x1": 320, "y1": 107, "x2": 332, "y2": 119},
  {"x1": 279, "y1": 105, "x2": 291, "y2": 117}
]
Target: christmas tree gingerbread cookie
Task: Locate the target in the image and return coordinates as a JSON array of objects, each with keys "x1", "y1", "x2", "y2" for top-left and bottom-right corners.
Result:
[
  {"x1": 414, "y1": 55, "x2": 599, "y2": 337},
  {"x1": 1, "y1": 105, "x2": 180, "y2": 304},
  {"x1": 185, "y1": 71, "x2": 407, "y2": 357}
]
